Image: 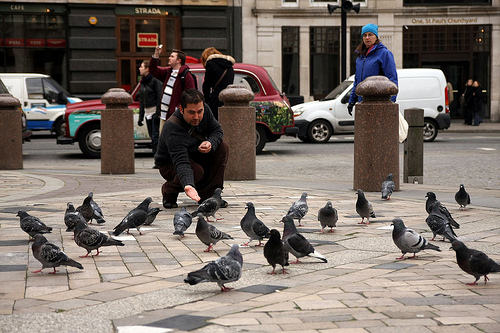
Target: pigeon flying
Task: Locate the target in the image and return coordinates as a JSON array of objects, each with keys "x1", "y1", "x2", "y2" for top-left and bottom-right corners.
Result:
[
  {"x1": 240, "y1": 202, "x2": 271, "y2": 246},
  {"x1": 318, "y1": 201, "x2": 338, "y2": 233},
  {"x1": 113, "y1": 197, "x2": 152, "y2": 236},
  {"x1": 192, "y1": 188, "x2": 224, "y2": 222},
  {"x1": 426, "y1": 201, "x2": 458, "y2": 242},
  {"x1": 381, "y1": 173, "x2": 396, "y2": 200},
  {"x1": 282, "y1": 215, "x2": 327, "y2": 264},
  {"x1": 195, "y1": 213, "x2": 233, "y2": 252},
  {"x1": 184, "y1": 244, "x2": 243, "y2": 292},
  {"x1": 17, "y1": 211, "x2": 52, "y2": 240},
  {"x1": 355, "y1": 189, "x2": 376, "y2": 225},
  {"x1": 263, "y1": 229, "x2": 289, "y2": 274},
  {"x1": 144, "y1": 207, "x2": 162, "y2": 226},
  {"x1": 32, "y1": 234, "x2": 83, "y2": 274},
  {"x1": 74, "y1": 220, "x2": 124, "y2": 257},
  {"x1": 64, "y1": 202, "x2": 86, "y2": 232},
  {"x1": 391, "y1": 218, "x2": 440, "y2": 260},
  {"x1": 88, "y1": 192, "x2": 106, "y2": 224},
  {"x1": 455, "y1": 184, "x2": 471, "y2": 210},
  {"x1": 451, "y1": 240, "x2": 500, "y2": 285},
  {"x1": 286, "y1": 192, "x2": 308, "y2": 226},
  {"x1": 77, "y1": 194, "x2": 95, "y2": 224},
  {"x1": 425, "y1": 192, "x2": 460, "y2": 229},
  {"x1": 173, "y1": 207, "x2": 193, "y2": 237}
]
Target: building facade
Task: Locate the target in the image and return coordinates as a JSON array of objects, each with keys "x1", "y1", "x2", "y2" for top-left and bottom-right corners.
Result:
[{"x1": 243, "y1": 0, "x2": 499, "y2": 121}]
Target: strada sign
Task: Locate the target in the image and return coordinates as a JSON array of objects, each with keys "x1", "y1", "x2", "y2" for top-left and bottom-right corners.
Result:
[{"x1": 137, "y1": 33, "x2": 158, "y2": 48}]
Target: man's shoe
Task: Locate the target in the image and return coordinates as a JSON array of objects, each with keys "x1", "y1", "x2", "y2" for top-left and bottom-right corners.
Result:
[
  {"x1": 163, "y1": 202, "x2": 178, "y2": 209},
  {"x1": 221, "y1": 200, "x2": 228, "y2": 208}
]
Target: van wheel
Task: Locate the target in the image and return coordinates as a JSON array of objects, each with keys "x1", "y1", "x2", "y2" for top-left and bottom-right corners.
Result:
[
  {"x1": 256, "y1": 125, "x2": 267, "y2": 154},
  {"x1": 53, "y1": 118, "x2": 65, "y2": 137},
  {"x1": 78, "y1": 123, "x2": 101, "y2": 158},
  {"x1": 307, "y1": 120, "x2": 332, "y2": 143},
  {"x1": 423, "y1": 119, "x2": 438, "y2": 142}
]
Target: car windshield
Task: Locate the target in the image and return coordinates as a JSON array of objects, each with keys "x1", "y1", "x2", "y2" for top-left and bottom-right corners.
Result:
[{"x1": 321, "y1": 80, "x2": 353, "y2": 101}]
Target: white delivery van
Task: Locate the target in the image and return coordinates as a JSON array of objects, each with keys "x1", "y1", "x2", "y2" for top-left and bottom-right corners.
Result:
[
  {"x1": 288, "y1": 68, "x2": 451, "y2": 142},
  {"x1": 0, "y1": 73, "x2": 82, "y2": 136}
]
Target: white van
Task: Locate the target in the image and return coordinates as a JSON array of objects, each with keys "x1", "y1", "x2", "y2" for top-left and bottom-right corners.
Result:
[
  {"x1": 0, "y1": 73, "x2": 82, "y2": 136},
  {"x1": 289, "y1": 68, "x2": 451, "y2": 142}
]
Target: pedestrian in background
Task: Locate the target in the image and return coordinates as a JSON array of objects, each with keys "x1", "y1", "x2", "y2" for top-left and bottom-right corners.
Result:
[
  {"x1": 472, "y1": 80, "x2": 483, "y2": 126},
  {"x1": 138, "y1": 60, "x2": 162, "y2": 154},
  {"x1": 461, "y1": 79, "x2": 474, "y2": 125},
  {"x1": 348, "y1": 23, "x2": 398, "y2": 116},
  {"x1": 200, "y1": 47, "x2": 235, "y2": 120}
]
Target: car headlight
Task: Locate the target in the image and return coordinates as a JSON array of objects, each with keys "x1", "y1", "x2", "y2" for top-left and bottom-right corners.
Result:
[{"x1": 292, "y1": 106, "x2": 305, "y2": 116}]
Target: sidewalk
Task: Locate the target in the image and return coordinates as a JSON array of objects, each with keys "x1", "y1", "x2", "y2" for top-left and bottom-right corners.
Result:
[{"x1": 1, "y1": 124, "x2": 500, "y2": 333}]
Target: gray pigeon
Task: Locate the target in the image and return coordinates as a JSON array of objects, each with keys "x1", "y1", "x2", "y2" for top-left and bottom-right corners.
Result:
[
  {"x1": 455, "y1": 184, "x2": 471, "y2": 210},
  {"x1": 263, "y1": 229, "x2": 289, "y2": 274},
  {"x1": 89, "y1": 192, "x2": 106, "y2": 224},
  {"x1": 318, "y1": 201, "x2": 338, "y2": 233},
  {"x1": 112, "y1": 197, "x2": 152, "y2": 236},
  {"x1": 426, "y1": 201, "x2": 458, "y2": 242},
  {"x1": 64, "y1": 202, "x2": 86, "y2": 232},
  {"x1": 425, "y1": 192, "x2": 460, "y2": 229},
  {"x1": 184, "y1": 244, "x2": 243, "y2": 292},
  {"x1": 17, "y1": 211, "x2": 52, "y2": 239},
  {"x1": 451, "y1": 239, "x2": 500, "y2": 285},
  {"x1": 74, "y1": 220, "x2": 124, "y2": 257},
  {"x1": 77, "y1": 194, "x2": 94, "y2": 224},
  {"x1": 173, "y1": 207, "x2": 193, "y2": 237},
  {"x1": 32, "y1": 234, "x2": 83, "y2": 274},
  {"x1": 192, "y1": 188, "x2": 224, "y2": 222},
  {"x1": 144, "y1": 207, "x2": 162, "y2": 226},
  {"x1": 286, "y1": 192, "x2": 308, "y2": 226},
  {"x1": 282, "y1": 215, "x2": 327, "y2": 264},
  {"x1": 355, "y1": 189, "x2": 376, "y2": 225},
  {"x1": 195, "y1": 213, "x2": 233, "y2": 252},
  {"x1": 381, "y1": 173, "x2": 396, "y2": 200},
  {"x1": 391, "y1": 218, "x2": 441, "y2": 260},
  {"x1": 240, "y1": 202, "x2": 271, "y2": 246}
]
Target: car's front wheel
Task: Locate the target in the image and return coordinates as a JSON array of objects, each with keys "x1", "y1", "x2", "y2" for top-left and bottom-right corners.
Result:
[
  {"x1": 423, "y1": 119, "x2": 438, "y2": 142},
  {"x1": 78, "y1": 123, "x2": 101, "y2": 158},
  {"x1": 53, "y1": 117, "x2": 65, "y2": 137},
  {"x1": 307, "y1": 120, "x2": 332, "y2": 143}
]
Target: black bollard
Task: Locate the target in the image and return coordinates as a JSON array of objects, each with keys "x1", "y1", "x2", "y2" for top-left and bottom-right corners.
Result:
[
  {"x1": 0, "y1": 94, "x2": 23, "y2": 170},
  {"x1": 404, "y1": 108, "x2": 424, "y2": 184}
]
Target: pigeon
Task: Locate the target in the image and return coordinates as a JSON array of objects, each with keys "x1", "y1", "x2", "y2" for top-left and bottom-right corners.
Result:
[
  {"x1": 263, "y1": 229, "x2": 289, "y2": 274},
  {"x1": 318, "y1": 201, "x2": 338, "y2": 233},
  {"x1": 286, "y1": 192, "x2": 308, "y2": 226},
  {"x1": 425, "y1": 192, "x2": 460, "y2": 229},
  {"x1": 381, "y1": 173, "x2": 396, "y2": 200},
  {"x1": 281, "y1": 215, "x2": 327, "y2": 264},
  {"x1": 74, "y1": 220, "x2": 124, "y2": 257},
  {"x1": 391, "y1": 218, "x2": 441, "y2": 260},
  {"x1": 184, "y1": 244, "x2": 243, "y2": 292},
  {"x1": 451, "y1": 240, "x2": 500, "y2": 285},
  {"x1": 77, "y1": 194, "x2": 94, "y2": 224},
  {"x1": 173, "y1": 207, "x2": 193, "y2": 237},
  {"x1": 144, "y1": 207, "x2": 162, "y2": 226},
  {"x1": 17, "y1": 211, "x2": 52, "y2": 239},
  {"x1": 89, "y1": 192, "x2": 106, "y2": 224},
  {"x1": 355, "y1": 189, "x2": 376, "y2": 225},
  {"x1": 195, "y1": 213, "x2": 233, "y2": 252},
  {"x1": 32, "y1": 234, "x2": 83, "y2": 274},
  {"x1": 64, "y1": 202, "x2": 86, "y2": 232},
  {"x1": 240, "y1": 202, "x2": 271, "y2": 247},
  {"x1": 426, "y1": 201, "x2": 458, "y2": 242},
  {"x1": 455, "y1": 184, "x2": 471, "y2": 210},
  {"x1": 112, "y1": 197, "x2": 152, "y2": 236},
  {"x1": 192, "y1": 188, "x2": 224, "y2": 222}
]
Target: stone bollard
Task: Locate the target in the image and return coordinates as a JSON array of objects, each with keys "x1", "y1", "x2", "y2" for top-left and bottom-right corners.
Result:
[
  {"x1": 404, "y1": 108, "x2": 424, "y2": 184},
  {"x1": 218, "y1": 84, "x2": 256, "y2": 180},
  {"x1": 100, "y1": 88, "x2": 134, "y2": 174},
  {"x1": 0, "y1": 94, "x2": 23, "y2": 170},
  {"x1": 353, "y1": 76, "x2": 399, "y2": 192}
]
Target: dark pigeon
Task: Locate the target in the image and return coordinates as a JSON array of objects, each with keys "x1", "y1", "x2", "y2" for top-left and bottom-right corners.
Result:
[
  {"x1": 88, "y1": 192, "x2": 106, "y2": 224},
  {"x1": 318, "y1": 201, "x2": 338, "y2": 233},
  {"x1": 184, "y1": 244, "x2": 243, "y2": 292},
  {"x1": 77, "y1": 194, "x2": 94, "y2": 224},
  {"x1": 74, "y1": 220, "x2": 124, "y2": 257},
  {"x1": 286, "y1": 192, "x2": 308, "y2": 227},
  {"x1": 144, "y1": 207, "x2": 162, "y2": 226},
  {"x1": 426, "y1": 201, "x2": 458, "y2": 242},
  {"x1": 32, "y1": 234, "x2": 83, "y2": 274},
  {"x1": 381, "y1": 173, "x2": 396, "y2": 200},
  {"x1": 64, "y1": 202, "x2": 86, "y2": 232},
  {"x1": 173, "y1": 207, "x2": 193, "y2": 237},
  {"x1": 17, "y1": 211, "x2": 52, "y2": 239},
  {"x1": 192, "y1": 188, "x2": 224, "y2": 222},
  {"x1": 240, "y1": 202, "x2": 271, "y2": 247},
  {"x1": 455, "y1": 184, "x2": 471, "y2": 210},
  {"x1": 282, "y1": 215, "x2": 327, "y2": 264},
  {"x1": 195, "y1": 213, "x2": 233, "y2": 252},
  {"x1": 263, "y1": 229, "x2": 289, "y2": 274},
  {"x1": 356, "y1": 189, "x2": 376, "y2": 225},
  {"x1": 391, "y1": 218, "x2": 440, "y2": 260},
  {"x1": 451, "y1": 239, "x2": 500, "y2": 285},
  {"x1": 425, "y1": 192, "x2": 460, "y2": 229},
  {"x1": 112, "y1": 197, "x2": 152, "y2": 236}
]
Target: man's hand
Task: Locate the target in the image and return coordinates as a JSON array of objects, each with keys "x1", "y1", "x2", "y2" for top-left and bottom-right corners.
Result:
[
  {"x1": 347, "y1": 103, "x2": 355, "y2": 116},
  {"x1": 153, "y1": 45, "x2": 162, "y2": 59},
  {"x1": 138, "y1": 120, "x2": 143, "y2": 127},
  {"x1": 184, "y1": 185, "x2": 201, "y2": 202},
  {"x1": 198, "y1": 141, "x2": 212, "y2": 153}
]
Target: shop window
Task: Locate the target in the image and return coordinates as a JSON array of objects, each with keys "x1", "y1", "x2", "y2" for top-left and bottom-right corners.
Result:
[
  {"x1": 282, "y1": 26, "x2": 300, "y2": 96},
  {"x1": 310, "y1": 26, "x2": 340, "y2": 99}
]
